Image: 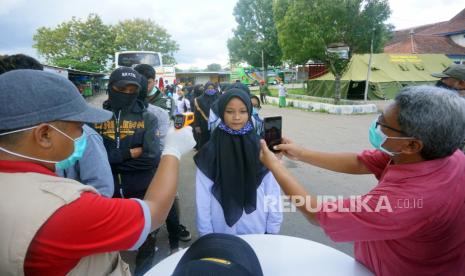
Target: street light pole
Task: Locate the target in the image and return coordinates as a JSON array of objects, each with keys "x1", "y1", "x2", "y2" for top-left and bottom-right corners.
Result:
[
  {"x1": 261, "y1": 49, "x2": 265, "y2": 83},
  {"x1": 364, "y1": 29, "x2": 375, "y2": 102}
]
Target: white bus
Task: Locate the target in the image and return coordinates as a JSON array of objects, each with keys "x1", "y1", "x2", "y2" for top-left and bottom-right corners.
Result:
[{"x1": 115, "y1": 51, "x2": 176, "y2": 85}]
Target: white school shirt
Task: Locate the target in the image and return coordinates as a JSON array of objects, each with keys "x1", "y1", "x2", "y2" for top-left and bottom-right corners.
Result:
[
  {"x1": 196, "y1": 168, "x2": 283, "y2": 236},
  {"x1": 176, "y1": 97, "x2": 191, "y2": 114}
]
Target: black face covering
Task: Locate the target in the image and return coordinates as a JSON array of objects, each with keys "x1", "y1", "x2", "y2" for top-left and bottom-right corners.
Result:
[
  {"x1": 109, "y1": 89, "x2": 138, "y2": 111},
  {"x1": 194, "y1": 89, "x2": 269, "y2": 227}
]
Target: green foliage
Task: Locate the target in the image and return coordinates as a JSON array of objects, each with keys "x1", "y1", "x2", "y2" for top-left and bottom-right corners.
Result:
[
  {"x1": 113, "y1": 19, "x2": 179, "y2": 65},
  {"x1": 227, "y1": 0, "x2": 282, "y2": 69},
  {"x1": 206, "y1": 63, "x2": 222, "y2": 71},
  {"x1": 33, "y1": 14, "x2": 179, "y2": 72},
  {"x1": 326, "y1": 52, "x2": 350, "y2": 77},
  {"x1": 273, "y1": 0, "x2": 393, "y2": 65},
  {"x1": 33, "y1": 14, "x2": 113, "y2": 72}
]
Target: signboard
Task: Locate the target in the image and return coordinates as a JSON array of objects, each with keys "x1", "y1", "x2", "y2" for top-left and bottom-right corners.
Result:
[{"x1": 389, "y1": 55, "x2": 422, "y2": 63}]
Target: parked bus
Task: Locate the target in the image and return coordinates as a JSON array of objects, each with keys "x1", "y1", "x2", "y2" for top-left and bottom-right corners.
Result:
[{"x1": 115, "y1": 51, "x2": 176, "y2": 85}]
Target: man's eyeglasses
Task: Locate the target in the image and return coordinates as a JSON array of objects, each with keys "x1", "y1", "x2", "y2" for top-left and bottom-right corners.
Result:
[{"x1": 375, "y1": 121, "x2": 407, "y2": 136}]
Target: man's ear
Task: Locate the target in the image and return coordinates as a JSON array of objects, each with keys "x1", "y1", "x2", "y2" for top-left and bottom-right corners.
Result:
[
  {"x1": 457, "y1": 80, "x2": 465, "y2": 90},
  {"x1": 401, "y1": 139, "x2": 423, "y2": 155},
  {"x1": 32, "y1": 124, "x2": 53, "y2": 149}
]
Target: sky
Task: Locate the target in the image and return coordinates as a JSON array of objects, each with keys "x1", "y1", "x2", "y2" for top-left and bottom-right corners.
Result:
[{"x1": 0, "y1": 0, "x2": 464, "y2": 69}]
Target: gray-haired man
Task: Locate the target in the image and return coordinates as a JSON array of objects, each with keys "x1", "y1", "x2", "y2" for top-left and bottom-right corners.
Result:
[{"x1": 260, "y1": 85, "x2": 465, "y2": 275}]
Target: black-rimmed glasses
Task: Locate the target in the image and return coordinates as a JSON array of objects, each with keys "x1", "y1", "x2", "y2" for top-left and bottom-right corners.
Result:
[{"x1": 375, "y1": 121, "x2": 407, "y2": 136}]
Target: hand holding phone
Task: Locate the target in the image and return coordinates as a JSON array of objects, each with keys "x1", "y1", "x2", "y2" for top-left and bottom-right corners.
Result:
[{"x1": 263, "y1": 116, "x2": 282, "y2": 153}]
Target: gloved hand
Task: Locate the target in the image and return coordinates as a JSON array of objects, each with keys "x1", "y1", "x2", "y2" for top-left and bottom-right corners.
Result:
[{"x1": 162, "y1": 126, "x2": 196, "y2": 160}]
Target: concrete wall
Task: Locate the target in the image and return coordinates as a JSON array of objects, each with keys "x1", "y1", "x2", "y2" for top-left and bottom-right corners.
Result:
[{"x1": 267, "y1": 96, "x2": 378, "y2": 115}]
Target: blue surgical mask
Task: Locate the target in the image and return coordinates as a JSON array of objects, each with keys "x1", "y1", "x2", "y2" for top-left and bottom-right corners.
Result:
[
  {"x1": 51, "y1": 125, "x2": 87, "y2": 170},
  {"x1": 368, "y1": 117, "x2": 412, "y2": 156},
  {"x1": 0, "y1": 124, "x2": 87, "y2": 170},
  {"x1": 147, "y1": 86, "x2": 158, "y2": 97}
]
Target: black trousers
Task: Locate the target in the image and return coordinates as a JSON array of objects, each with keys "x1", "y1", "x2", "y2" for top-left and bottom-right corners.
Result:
[{"x1": 165, "y1": 200, "x2": 180, "y2": 249}]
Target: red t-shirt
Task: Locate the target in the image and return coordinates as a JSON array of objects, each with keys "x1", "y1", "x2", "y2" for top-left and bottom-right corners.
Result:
[
  {"x1": 317, "y1": 150, "x2": 465, "y2": 276},
  {"x1": 0, "y1": 160, "x2": 150, "y2": 276}
]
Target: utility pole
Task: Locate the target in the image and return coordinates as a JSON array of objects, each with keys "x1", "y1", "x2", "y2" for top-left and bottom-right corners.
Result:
[
  {"x1": 364, "y1": 28, "x2": 375, "y2": 102},
  {"x1": 261, "y1": 49, "x2": 265, "y2": 83}
]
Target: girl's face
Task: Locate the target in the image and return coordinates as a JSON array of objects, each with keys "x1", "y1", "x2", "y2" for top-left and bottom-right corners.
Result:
[
  {"x1": 223, "y1": 97, "x2": 249, "y2": 130},
  {"x1": 251, "y1": 98, "x2": 260, "y2": 109}
]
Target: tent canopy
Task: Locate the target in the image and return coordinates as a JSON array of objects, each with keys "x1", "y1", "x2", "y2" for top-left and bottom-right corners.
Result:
[{"x1": 307, "y1": 54, "x2": 452, "y2": 100}]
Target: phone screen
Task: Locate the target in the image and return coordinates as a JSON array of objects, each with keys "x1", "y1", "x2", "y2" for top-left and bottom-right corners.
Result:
[
  {"x1": 263, "y1": 116, "x2": 282, "y2": 153},
  {"x1": 174, "y1": 114, "x2": 184, "y2": 129}
]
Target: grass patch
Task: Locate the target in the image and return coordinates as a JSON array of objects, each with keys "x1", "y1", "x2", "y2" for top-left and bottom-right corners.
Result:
[
  {"x1": 253, "y1": 88, "x2": 368, "y2": 106},
  {"x1": 268, "y1": 88, "x2": 307, "y2": 97},
  {"x1": 252, "y1": 88, "x2": 306, "y2": 97}
]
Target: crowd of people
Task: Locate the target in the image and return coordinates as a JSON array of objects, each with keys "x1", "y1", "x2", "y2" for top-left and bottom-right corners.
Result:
[{"x1": 0, "y1": 54, "x2": 465, "y2": 276}]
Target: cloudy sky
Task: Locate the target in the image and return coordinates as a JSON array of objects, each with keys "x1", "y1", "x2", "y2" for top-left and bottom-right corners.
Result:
[{"x1": 0, "y1": 0, "x2": 463, "y2": 69}]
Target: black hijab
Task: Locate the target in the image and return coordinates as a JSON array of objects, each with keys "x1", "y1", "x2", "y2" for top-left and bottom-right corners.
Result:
[
  {"x1": 197, "y1": 82, "x2": 219, "y2": 109},
  {"x1": 211, "y1": 81, "x2": 250, "y2": 118},
  {"x1": 193, "y1": 84, "x2": 204, "y2": 98},
  {"x1": 194, "y1": 89, "x2": 269, "y2": 227},
  {"x1": 228, "y1": 82, "x2": 251, "y2": 95}
]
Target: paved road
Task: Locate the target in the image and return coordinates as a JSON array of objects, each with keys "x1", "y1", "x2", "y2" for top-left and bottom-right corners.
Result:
[{"x1": 87, "y1": 93, "x2": 380, "y2": 270}]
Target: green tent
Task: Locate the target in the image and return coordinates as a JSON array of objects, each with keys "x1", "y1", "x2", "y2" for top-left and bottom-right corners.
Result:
[{"x1": 307, "y1": 54, "x2": 452, "y2": 100}]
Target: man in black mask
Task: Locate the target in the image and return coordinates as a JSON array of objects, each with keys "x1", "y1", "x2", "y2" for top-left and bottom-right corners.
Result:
[
  {"x1": 93, "y1": 66, "x2": 160, "y2": 199},
  {"x1": 93, "y1": 67, "x2": 161, "y2": 274},
  {"x1": 432, "y1": 64, "x2": 465, "y2": 97}
]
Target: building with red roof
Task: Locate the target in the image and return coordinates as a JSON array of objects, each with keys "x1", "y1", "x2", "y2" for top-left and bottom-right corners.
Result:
[{"x1": 384, "y1": 9, "x2": 465, "y2": 64}]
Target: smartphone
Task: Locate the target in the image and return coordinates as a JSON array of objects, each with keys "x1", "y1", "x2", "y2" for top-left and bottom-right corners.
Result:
[{"x1": 263, "y1": 116, "x2": 282, "y2": 153}]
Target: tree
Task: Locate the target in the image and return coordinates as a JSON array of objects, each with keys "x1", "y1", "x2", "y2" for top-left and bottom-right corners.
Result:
[
  {"x1": 227, "y1": 0, "x2": 282, "y2": 80},
  {"x1": 33, "y1": 14, "x2": 114, "y2": 72},
  {"x1": 273, "y1": 0, "x2": 393, "y2": 65},
  {"x1": 206, "y1": 63, "x2": 222, "y2": 71},
  {"x1": 113, "y1": 19, "x2": 179, "y2": 65},
  {"x1": 33, "y1": 15, "x2": 179, "y2": 72},
  {"x1": 326, "y1": 51, "x2": 350, "y2": 104}
]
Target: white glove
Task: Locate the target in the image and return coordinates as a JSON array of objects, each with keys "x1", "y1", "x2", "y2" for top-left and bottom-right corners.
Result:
[{"x1": 161, "y1": 126, "x2": 196, "y2": 160}]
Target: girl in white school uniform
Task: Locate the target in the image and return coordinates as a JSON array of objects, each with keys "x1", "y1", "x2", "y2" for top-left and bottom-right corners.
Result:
[{"x1": 194, "y1": 89, "x2": 283, "y2": 236}]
